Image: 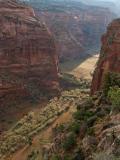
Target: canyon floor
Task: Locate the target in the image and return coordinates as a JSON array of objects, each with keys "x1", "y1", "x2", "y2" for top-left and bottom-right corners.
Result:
[
  {"x1": 70, "y1": 54, "x2": 99, "y2": 80},
  {"x1": 0, "y1": 54, "x2": 98, "y2": 134},
  {"x1": 0, "y1": 55, "x2": 98, "y2": 160},
  {"x1": 61, "y1": 54, "x2": 99, "y2": 80},
  {"x1": 0, "y1": 100, "x2": 48, "y2": 134},
  {"x1": 10, "y1": 101, "x2": 76, "y2": 160},
  {"x1": 0, "y1": 89, "x2": 89, "y2": 160}
]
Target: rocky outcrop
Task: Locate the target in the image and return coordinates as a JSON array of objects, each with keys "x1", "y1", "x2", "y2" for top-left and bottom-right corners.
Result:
[
  {"x1": 91, "y1": 19, "x2": 120, "y2": 94},
  {"x1": 29, "y1": 0, "x2": 115, "y2": 61},
  {"x1": 0, "y1": 0, "x2": 59, "y2": 106}
]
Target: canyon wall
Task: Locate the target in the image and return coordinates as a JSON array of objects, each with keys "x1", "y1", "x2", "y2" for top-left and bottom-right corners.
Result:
[
  {"x1": 0, "y1": 0, "x2": 59, "y2": 107},
  {"x1": 91, "y1": 18, "x2": 120, "y2": 94},
  {"x1": 29, "y1": 0, "x2": 116, "y2": 61}
]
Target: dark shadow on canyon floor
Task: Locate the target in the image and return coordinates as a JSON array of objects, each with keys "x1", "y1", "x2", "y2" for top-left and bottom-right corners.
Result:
[{"x1": 60, "y1": 49, "x2": 99, "y2": 73}]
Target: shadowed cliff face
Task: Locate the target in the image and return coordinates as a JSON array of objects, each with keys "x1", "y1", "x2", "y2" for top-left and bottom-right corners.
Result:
[
  {"x1": 0, "y1": 0, "x2": 59, "y2": 107},
  {"x1": 28, "y1": 0, "x2": 116, "y2": 62},
  {"x1": 91, "y1": 19, "x2": 120, "y2": 94}
]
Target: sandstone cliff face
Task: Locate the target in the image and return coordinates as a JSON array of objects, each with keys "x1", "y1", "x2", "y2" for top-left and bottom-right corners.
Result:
[
  {"x1": 29, "y1": 0, "x2": 115, "y2": 61},
  {"x1": 0, "y1": 0, "x2": 59, "y2": 106},
  {"x1": 91, "y1": 19, "x2": 120, "y2": 94}
]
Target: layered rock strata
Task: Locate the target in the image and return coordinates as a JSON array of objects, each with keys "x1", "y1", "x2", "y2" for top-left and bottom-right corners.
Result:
[{"x1": 0, "y1": 0, "x2": 59, "y2": 106}]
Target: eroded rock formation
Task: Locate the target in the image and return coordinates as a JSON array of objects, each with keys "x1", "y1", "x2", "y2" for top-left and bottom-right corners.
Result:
[
  {"x1": 29, "y1": 0, "x2": 116, "y2": 61},
  {"x1": 0, "y1": 0, "x2": 59, "y2": 106},
  {"x1": 91, "y1": 19, "x2": 120, "y2": 94}
]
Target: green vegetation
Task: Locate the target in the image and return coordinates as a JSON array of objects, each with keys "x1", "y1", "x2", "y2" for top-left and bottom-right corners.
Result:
[
  {"x1": 103, "y1": 72, "x2": 120, "y2": 96},
  {"x1": 62, "y1": 133, "x2": 76, "y2": 150},
  {"x1": 51, "y1": 154, "x2": 72, "y2": 160},
  {"x1": 60, "y1": 73, "x2": 81, "y2": 85},
  {"x1": 28, "y1": 136, "x2": 33, "y2": 146},
  {"x1": 55, "y1": 124, "x2": 65, "y2": 133},
  {"x1": 103, "y1": 72, "x2": 120, "y2": 110},
  {"x1": 0, "y1": 96, "x2": 69, "y2": 158},
  {"x1": 108, "y1": 86, "x2": 120, "y2": 110},
  {"x1": 49, "y1": 97, "x2": 95, "y2": 158},
  {"x1": 69, "y1": 121, "x2": 80, "y2": 134},
  {"x1": 59, "y1": 73, "x2": 90, "y2": 90},
  {"x1": 63, "y1": 155, "x2": 72, "y2": 160},
  {"x1": 73, "y1": 110, "x2": 83, "y2": 120},
  {"x1": 0, "y1": 89, "x2": 87, "y2": 159},
  {"x1": 51, "y1": 154, "x2": 61, "y2": 160},
  {"x1": 73, "y1": 110, "x2": 94, "y2": 121},
  {"x1": 27, "y1": 150, "x2": 39, "y2": 160},
  {"x1": 87, "y1": 127, "x2": 95, "y2": 136}
]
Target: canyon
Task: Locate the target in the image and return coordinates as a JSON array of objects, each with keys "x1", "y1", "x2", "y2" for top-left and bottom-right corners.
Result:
[
  {"x1": 29, "y1": 0, "x2": 116, "y2": 63},
  {"x1": 0, "y1": 0, "x2": 59, "y2": 108},
  {"x1": 0, "y1": 1, "x2": 119, "y2": 160}
]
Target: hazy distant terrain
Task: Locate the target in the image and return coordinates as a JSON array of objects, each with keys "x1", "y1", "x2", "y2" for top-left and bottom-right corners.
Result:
[
  {"x1": 26, "y1": 0, "x2": 120, "y2": 15},
  {"x1": 79, "y1": 0, "x2": 120, "y2": 16}
]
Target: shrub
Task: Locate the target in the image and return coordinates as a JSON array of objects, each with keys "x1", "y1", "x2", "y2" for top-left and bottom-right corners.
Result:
[
  {"x1": 56, "y1": 124, "x2": 65, "y2": 133},
  {"x1": 69, "y1": 121, "x2": 80, "y2": 134},
  {"x1": 72, "y1": 148, "x2": 85, "y2": 160},
  {"x1": 60, "y1": 73, "x2": 80, "y2": 85},
  {"x1": 77, "y1": 98, "x2": 93, "y2": 110},
  {"x1": 73, "y1": 110, "x2": 94, "y2": 121},
  {"x1": 62, "y1": 133, "x2": 76, "y2": 150},
  {"x1": 28, "y1": 136, "x2": 33, "y2": 146},
  {"x1": 108, "y1": 86, "x2": 120, "y2": 110},
  {"x1": 63, "y1": 155, "x2": 72, "y2": 160},
  {"x1": 103, "y1": 72, "x2": 120, "y2": 96},
  {"x1": 27, "y1": 150, "x2": 38, "y2": 160},
  {"x1": 87, "y1": 127, "x2": 95, "y2": 136},
  {"x1": 51, "y1": 154, "x2": 60, "y2": 160},
  {"x1": 59, "y1": 73, "x2": 89, "y2": 89},
  {"x1": 73, "y1": 110, "x2": 83, "y2": 120}
]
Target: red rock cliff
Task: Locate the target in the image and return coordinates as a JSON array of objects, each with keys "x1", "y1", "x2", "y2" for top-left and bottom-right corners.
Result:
[
  {"x1": 91, "y1": 19, "x2": 120, "y2": 94},
  {"x1": 0, "y1": 0, "x2": 59, "y2": 106},
  {"x1": 29, "y1": 0, "x2": 116, "y2": 61}
]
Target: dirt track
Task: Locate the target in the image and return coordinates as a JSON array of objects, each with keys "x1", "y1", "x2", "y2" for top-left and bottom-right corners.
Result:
[{"x1": 10, "y1": 105, "x2": 75, "y2": 160}]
